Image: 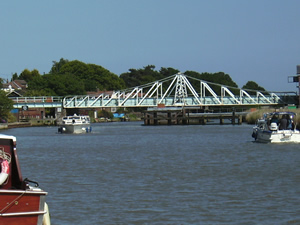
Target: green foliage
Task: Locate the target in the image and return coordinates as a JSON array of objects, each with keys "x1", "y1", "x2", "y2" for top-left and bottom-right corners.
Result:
[
  {"x1": 7, "y1": 112, "x2": 17, "y2": 123},
  {"x1": 0, "y1": 90, "x2": 14, "y2": 120},
  {"x1": 159, "y1": 67, "x2": 180, "y2": 77},
  {"x1": 119, "y1": 66, "x2": 245, "y2": 95},
  {"x1": 19, "y1": 69, "x2": 41, "y2": 82},
  {"x1": 12, "y1": 73, "x2": 18, "y2": 81},
  {"x1": 184, "y1": 71, "x2": 239, "y2": 95},
  {"x1": 23, "y1": 59, "x2": 126, "y2": 96},
  {"x1": 120, "y1": 65, "x2": 165, "y2": 87},
  {"x1": 25, "y1": 89, "x2": 56, "y2": 96},
  {"x1": 50, "y1": 58, "x2": 69, "y2": 74},
  {"x1": 59, "y1": 60, "x2": 126, "y2": 91},
  {"x1": 27, "y1": 73, "x2": 85, "y2": 96},
  {"x1": 6, "y1": 59, "x2": 268, "y2": 98},
  {"x1": 97, "y1": 110, "x2": 113, "y2": 119},
  {"x1": 242, "y1": 81, "x2": 266, "y2": 92}
]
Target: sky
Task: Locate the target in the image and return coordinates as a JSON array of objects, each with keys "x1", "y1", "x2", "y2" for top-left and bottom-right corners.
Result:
[{"x1": 0, "y1": 0, "x2": 299, "y2": 93}]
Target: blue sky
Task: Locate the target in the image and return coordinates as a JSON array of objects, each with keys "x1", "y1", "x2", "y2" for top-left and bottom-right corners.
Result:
[{"x1": 1, "y1": 0, "x2": 299, "y2": 92}]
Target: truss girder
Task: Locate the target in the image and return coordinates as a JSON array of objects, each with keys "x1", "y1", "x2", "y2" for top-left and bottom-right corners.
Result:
[
  {"x1": 62, "y1": 73, "x2": 281, "y2": 108},
  {"x1": 201, "y1": 82, "x2": 221, "y2": 104},
  {"x1": 221, "y1": 87, "x2": 240, "y2": 104}
]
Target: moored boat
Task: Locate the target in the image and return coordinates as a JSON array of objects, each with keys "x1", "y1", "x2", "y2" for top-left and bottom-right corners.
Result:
[
  {"x1": 252, "y1": 111, "x2": 300, "y2": 143},
  {"x1": 0, "y1": 134, "x2": 50, "y2": 225},
  {"x1": 58, "y1": 114, "x2": 92, "y2": 134}
]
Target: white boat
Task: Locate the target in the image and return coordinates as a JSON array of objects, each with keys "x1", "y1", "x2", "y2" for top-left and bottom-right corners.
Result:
[
  {"x1": 58, "y1": 114, "x2": 92, "y2": 134},
  {"x1": 252, "y1": 112, "x2": 300, "y2": 143}
]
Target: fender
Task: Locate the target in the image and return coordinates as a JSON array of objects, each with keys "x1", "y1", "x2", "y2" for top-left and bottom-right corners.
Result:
[{"x1": 0, "y1": 160, "x2": 10, "y2": 185}]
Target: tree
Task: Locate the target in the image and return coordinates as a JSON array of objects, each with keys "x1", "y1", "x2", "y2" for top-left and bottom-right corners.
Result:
[
  {"x1": 184, "y1": 71, "x2": 239, "y2": 95},
  {"x1": 0, "y1": 90, "x2": 14, "y2": 121},
  {"x1": 27, "y1": 73, "x2": 86, "y2": 96},
  {"x1": 19, "y1": 69, "x2": 41, "y2": 82},
  {"x1": 50, "y1": 58, "x2": 69, "y2": 74},
  {"x1": 12, "y1": 73, "x2": 18, "y2": 81},
  {"x1": 159, "y1": 67, "x2": 180, "y2": 77},
  {"x1": 58, "y1": 60, "x2": 126, "y2": 91},
  {"x1": 242, "y1": 81, "x2": 266, "y2": 91},
  {"x1": 120, "y1": 65, "x2": 164, "y2": 87}
]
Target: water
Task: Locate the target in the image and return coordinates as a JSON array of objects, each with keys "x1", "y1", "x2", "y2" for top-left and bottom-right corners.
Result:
[{"x1": 1, "y1": 122, "x2": 299, "y2": 224}]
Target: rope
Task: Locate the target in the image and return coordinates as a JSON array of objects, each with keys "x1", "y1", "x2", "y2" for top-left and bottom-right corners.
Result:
[{"x1": 0, "y1": 148, "x2": 11, "y2": 164}]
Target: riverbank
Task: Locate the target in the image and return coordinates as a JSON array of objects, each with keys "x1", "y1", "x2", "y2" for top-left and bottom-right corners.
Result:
[
  {"x1": 1, "y1": 108, "x2": 300, "y2": 130},
  {"x1": 246, "y1": 108, "x2": 300, "y2": 124},
  {"x1": 0, "y1": 122, "x2": 40, "y2": 129},
  {"x1": 0, "y1": 118, "x2": 57, "y2": 130}
]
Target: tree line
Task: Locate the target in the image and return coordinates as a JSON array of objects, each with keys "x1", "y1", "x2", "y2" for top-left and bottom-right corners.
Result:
[
  {"x1": 5, "y1": 58, "x2": 266, "y2": 96},
  {"x1": 0, "y1": 58, "x2": 266, "y2": 120}
]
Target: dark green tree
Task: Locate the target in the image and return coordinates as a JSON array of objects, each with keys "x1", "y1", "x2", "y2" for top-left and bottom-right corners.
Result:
[
  {"x1": 159, "y1": 67, "x2": 180, "y2": 77},
  {"x1": 0, "y1": 90, "x2": 14, "y2": 121},
  {"x1": 27, "y1": 73, "x2": 85, "y2": 96},
  {"x1": 50, "y1": 58, "x2": 69, "y2": 74},
  {"x1": 59, "y1": 60, "x2": 125, "y2": 91},
  {"x1": 19, "y1": 69, "x2": 41, "y2": 82},
  {"x1": 242, "y1": 81, "x2": 266, "y2": 95},
  {"x1": 184, "y1": 71, "x2": 239, "y2": 95},
  {"x1": 242, "y1": 81, "x2": 265, "y2": 91},
  {"x1": 120, "y1": 65, "x2": 164, "y2": 87},
  {"x1": 12, "y1": 73, "x2": 18, "y2": 81}
]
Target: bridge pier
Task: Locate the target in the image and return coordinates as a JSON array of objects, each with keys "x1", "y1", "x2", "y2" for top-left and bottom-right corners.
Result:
[
  {"x1": 144, "y1": 107, "x2": 244, "y2": 125},
  {"x1": 220, "y1": 117, "x2": 224, "y2": 125},
  {"x1": 168, "y1": 112, "x2": 172, "y2": 125}
]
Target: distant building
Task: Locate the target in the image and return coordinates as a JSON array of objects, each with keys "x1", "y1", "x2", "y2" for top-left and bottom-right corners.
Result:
[{"x1": 1, "y1": 80, "x2": 27, "y2": 97}]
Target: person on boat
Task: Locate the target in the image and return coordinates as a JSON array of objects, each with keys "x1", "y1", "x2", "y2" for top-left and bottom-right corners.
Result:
[
  {"x1": 279, "y1": 114, "x2": 288, "y2": 130},
  {"x1": 287, "y1": 115, "x2": 295, "y2": 130}
]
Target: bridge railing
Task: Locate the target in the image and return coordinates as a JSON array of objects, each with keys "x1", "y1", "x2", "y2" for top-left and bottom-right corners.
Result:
[
  {"x1": 10, "y1": 96, "x2": 63, "y2": 109},
  {"x1": 9, "y1": 96, "x2": 63, "y2": 103},
  {"x1": 62, "y1": 93, "x2": 281, "y2": 108}
]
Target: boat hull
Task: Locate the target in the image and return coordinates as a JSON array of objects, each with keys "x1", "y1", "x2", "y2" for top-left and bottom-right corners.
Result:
[
  {"x1": 59, "y1": 124, "x2": 92, "y2": 134},
  {"x1": 254, "y1": 130, "x2": 300, "y2": 143},
  {"x1": 0, "y1": 189, "x2": 47, "y2": 225}
]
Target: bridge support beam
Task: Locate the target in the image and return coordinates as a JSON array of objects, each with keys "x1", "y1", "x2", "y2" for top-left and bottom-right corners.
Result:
[
  {"x1": 144, "y1": 108, "x2": 243, "y2": 125},
  {"x1": 220, "y1": 117, "x2": 224, "y2": 125}
]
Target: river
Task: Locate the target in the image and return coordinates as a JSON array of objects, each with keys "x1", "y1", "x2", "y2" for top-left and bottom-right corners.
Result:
[{"x1": 1, "y1": 122, "x2": 299, "y2": 224}]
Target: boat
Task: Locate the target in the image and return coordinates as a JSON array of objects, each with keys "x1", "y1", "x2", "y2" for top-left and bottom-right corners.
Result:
[
  {"x1": 252, "y1": 111, "x2": 300, "y2": 143},
  {"x1": 58, "y1": 114, "x2": 92, "y2": 134},
  {"x1": 0, "y1": 134, "x2": 50, "y2": 225}
]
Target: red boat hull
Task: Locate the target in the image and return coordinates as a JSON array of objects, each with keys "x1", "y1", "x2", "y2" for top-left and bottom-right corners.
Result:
[
  {"x1": 0, "y1": 190, "x2": 47, "y2": 225},
  {"x1": 0, "y1": 134, "x2": 49, "y2": 225}
]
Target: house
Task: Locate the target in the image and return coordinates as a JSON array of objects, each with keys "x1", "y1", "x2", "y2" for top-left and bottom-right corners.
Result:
[{"x1": 1, "y1": 80, "x2": 27, "y2": 97}]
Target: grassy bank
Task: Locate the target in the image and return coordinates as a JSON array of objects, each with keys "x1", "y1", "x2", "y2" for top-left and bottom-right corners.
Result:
[{"x1": 245, "y1": 109, "x2": 300, "y2": 125}]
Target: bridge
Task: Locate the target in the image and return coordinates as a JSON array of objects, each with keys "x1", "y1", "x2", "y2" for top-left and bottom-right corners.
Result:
[
  {"x1": 62, "y1": 73, "x2": 282, "y2": 108},
  {"x1": 10, "y1": 73, "x2": 295, "y2": 109}
]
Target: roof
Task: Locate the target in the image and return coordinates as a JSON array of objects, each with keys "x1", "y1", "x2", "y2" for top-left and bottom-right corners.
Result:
[
  {"x1": 0, "y1": 134, "x2": 16, "y2": 142},
  {"x1": 2, "y1": 80, "x2": 27, "y2": 90},
  {"x1": 269, "y1": 112, "x2": 296, "y2": 116}
]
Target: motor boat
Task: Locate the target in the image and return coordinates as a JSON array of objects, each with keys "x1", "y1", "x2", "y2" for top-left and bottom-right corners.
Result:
[
  {"x1": 0, "y1": 134, "x2": 50, "y2": 225},
  {"x1": 252, "y1": 111, "x2": 300, "y2": 143},
  {"x1": 58, "y1": 114, "x2": 92, "y2": 134}
]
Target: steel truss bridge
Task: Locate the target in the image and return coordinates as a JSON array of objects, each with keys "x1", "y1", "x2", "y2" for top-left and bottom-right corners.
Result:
[{"x1": 62, "y1": 73, "x2": 281, "y2": 109}]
